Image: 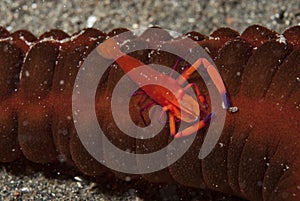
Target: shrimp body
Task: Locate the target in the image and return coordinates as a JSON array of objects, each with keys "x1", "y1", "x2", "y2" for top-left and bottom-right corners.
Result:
[{"x1": 97, "y1": 38, "x2": 228, "y2": 138}]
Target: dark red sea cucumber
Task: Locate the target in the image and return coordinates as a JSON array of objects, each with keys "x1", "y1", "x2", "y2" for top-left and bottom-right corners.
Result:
[{"x1": 0, "y1": 25, "x2": 299, "y2": 201}]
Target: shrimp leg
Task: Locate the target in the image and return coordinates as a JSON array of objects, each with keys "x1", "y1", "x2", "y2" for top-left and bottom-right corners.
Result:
[{"x1": 177, "y1": 58, "x2": 230, "y2": 109}]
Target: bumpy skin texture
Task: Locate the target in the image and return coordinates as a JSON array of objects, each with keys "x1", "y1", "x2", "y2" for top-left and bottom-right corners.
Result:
[{"x1": 0, "y1": 25, "x2": 299, "y2": 201}]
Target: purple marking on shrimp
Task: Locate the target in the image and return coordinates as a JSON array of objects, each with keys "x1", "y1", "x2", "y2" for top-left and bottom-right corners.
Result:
[
  {"x1": 221, "y1": 92, "x2": 231, "y2": 109},
  {"x1": 204, "y1": 112, "x2": 214, "y2": 124},
  {"x1": 169, "y1": 57, "x2": 182, "y2": 78}
]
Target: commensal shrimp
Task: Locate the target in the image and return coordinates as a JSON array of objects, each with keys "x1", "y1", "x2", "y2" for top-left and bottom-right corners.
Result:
[{"x1": 96, "y1": 37, "x2": 230, "y2": 138}]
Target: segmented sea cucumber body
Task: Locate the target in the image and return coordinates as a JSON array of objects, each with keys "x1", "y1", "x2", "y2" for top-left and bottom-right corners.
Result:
[{"x1": 0, "y1": 25, "x2": 299, "y2": 201}]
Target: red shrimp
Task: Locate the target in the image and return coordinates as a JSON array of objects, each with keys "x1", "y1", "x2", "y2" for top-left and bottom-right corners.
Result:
[{"x1": 97, "y1": 38, "x2": 230, "y2": 138}]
